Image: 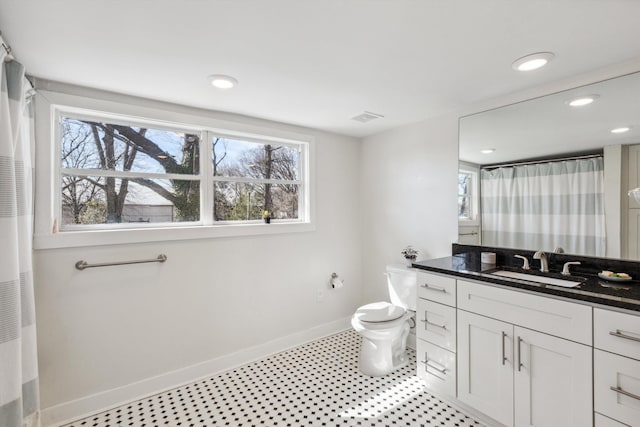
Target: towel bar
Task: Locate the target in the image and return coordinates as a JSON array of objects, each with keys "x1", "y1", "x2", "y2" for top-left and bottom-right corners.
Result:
[{"x1": 75, "y1": 254, "x2": 167, "y2": 270}]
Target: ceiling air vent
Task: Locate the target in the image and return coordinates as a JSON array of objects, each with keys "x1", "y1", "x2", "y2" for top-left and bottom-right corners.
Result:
[{"x1": 350, "y1": 111, "x2": 384, "y2": 123}]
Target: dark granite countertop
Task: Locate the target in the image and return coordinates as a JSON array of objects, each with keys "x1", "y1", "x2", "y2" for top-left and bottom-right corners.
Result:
[{"x1": 413, "y1": 253, "x2": 640, "y2": 313}]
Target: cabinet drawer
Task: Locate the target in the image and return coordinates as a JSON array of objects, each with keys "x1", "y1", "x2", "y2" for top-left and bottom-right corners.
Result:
[
  {"x1": 457, "y1": 279, "x2": 592, "y2": 345},
  {"x1": 417, "y1": 271, "x2": 456, "y2": 306},
  {"x1": 594, "y1": 413, "x2": 629, "y2": 427},
  {"x1": 416, "y1": 298, "x2": 456, "y2": 352},
  {"x1": 595, "y1": 350, "x2": 640, "y2": 426},
  {"x1": 416, "y1": 339, "x2": 456, "y2": 397},
  {"x1": 595, "y1": 308, "x2": 640, "y2": 361}
]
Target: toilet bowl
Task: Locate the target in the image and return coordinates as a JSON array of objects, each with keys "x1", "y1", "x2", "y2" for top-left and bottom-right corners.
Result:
[{"x1": 352, "y1": 265, "x2": 417, "y2": 376}]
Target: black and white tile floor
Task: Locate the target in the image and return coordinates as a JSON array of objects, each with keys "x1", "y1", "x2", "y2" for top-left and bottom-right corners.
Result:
[{"x1": 63, "y1": 330, "x2": 483, "y2": 427}]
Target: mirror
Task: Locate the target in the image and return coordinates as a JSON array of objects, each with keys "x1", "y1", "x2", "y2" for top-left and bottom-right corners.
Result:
[{"x1": 458, "y1": 71, "x2": 640, "y2": 259}]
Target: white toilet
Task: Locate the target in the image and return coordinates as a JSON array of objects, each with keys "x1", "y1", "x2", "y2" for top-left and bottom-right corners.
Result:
[{"x1": 351, "y1": 265, "x2": 417, "y2": 376}]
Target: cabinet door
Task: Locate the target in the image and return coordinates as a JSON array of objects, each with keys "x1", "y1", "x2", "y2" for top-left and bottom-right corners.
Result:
[
  {"x1": 595, "y1": 349, "x2": 640, "y2": 426},
  {"x1": 594, "y1": 308, "x2": 640, "y2": 360},
  {"x1": 594, "y1": 413, "x2": 630, "y2": 427},
  {"x1": 514, "y1": 327, "x2": 592, "y2": 427},
  {"x1": 416, "y1": 338, "x2": 456, "y2": 397},
  {"x1": 458, "y1": 310, "x2": 514, "y2": 427},
  {"x1": 417, "y1": 271, "x2": 456, "y2": 306},
  {"x1": 417, "y1": 298, "x2": 456, "y2": 352}
]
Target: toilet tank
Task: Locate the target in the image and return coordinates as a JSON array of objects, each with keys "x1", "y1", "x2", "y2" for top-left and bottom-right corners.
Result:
[{"x1": 386, "y1": 265, "x2": 417, "y2": 310}]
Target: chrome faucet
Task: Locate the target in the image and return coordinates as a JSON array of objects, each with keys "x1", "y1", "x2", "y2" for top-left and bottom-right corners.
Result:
[
  {"x1": 533, "y1": 250, "x2": 548, "y2": 272},
  {"x1": 514, "y1": 255, "x2": 530, "y2": 270}
]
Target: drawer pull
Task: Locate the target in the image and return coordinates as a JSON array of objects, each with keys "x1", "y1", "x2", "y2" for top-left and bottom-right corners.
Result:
[
  {"x1": 517, "y1": 336, "x2": 523, "y2": 372},
  {"x1": 609, "y1": 330, "x2": 640, "y2": 343},
  {"x1": 421, "y1": 318, "x2": 447, "y2": 330},
  {"x1": 421, "y1": 283, "x2": 447, "y2": 293},
  {"x1": 610, "y1": 386, "x2": 640, "y2": 401},
  {"x1": 422, "y1": 359, "x2": 447, "y2": 374},
  {"x1": 501, "y1": 331, "x2": 507, "y2": 366}
]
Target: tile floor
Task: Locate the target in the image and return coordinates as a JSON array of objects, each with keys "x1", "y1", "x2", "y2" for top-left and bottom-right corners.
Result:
[{"x1": 63, "y1": 330, "x2": 483, "y2": 427}]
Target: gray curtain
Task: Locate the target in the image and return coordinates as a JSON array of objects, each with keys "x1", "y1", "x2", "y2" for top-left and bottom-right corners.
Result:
[
  {"x1": 0, "y1": 54, "x2": 39, "y2": 427},
  {"x1": 481, "y1": 157, "x2": 606, "y2": 256}
]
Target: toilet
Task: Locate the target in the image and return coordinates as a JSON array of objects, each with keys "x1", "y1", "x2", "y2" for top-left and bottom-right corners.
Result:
[{"x1": 351, "y1": 265, "x2": 417, "y2": 376}]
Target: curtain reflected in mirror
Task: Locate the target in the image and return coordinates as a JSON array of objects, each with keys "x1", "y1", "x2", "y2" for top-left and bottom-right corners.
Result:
[{"x1": 480, "y1": 156, "x2": 605, "y2": 256}]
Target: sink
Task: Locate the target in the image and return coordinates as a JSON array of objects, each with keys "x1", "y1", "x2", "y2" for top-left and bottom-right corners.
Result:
[{"x1": 488, "y1": 270, "x2": 583, "y2": 288}]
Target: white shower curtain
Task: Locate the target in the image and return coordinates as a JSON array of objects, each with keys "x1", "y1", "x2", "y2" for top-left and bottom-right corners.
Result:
[
  {"x1": 0, "y1": 54, "x2": 39, "y2": 426},
  {"x1": 481, "y1": 157, "x2": 606, "y2": 256}
]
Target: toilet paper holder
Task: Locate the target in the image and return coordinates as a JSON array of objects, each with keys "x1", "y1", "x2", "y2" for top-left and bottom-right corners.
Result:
[{"x1": 330, "y1": 272, "x2": 344, "y2": 289}]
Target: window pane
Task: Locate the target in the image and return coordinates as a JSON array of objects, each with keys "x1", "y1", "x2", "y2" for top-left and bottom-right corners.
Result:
[
  {"x1": 212, "y1": 137, "x2": 299, "y2": 180},
  {"x1": 458, "y1": 172, "x2": 471, "y2": 196},
  {"x1": 60, "y1": 117, "x2": 200, "y2": 175},
  {"x1": 458, "y1": 196, "x2": 471, "y2": 219},
  {"x1": 61, "y1": 175, "x2": 200, "y2": 225},
  {"x1": 214, "y1": 182, "x2": 299, "y2": 221}
]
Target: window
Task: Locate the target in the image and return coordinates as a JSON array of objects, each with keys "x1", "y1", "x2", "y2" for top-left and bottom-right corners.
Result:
[
  {"x1": 212, "y1": 137, "x2": 302, "y2": 222},
  {"x1": 458, "y1": 169, "x2": 477, "y2": 222},
  {"x1": 55, "y1": 109, "x2": 308, "y2": 232}
]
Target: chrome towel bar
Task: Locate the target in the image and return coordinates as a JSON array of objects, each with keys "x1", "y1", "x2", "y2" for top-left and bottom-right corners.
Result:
[{"x1": 75, "y1": 254, "x2": 167, "y2": 270}]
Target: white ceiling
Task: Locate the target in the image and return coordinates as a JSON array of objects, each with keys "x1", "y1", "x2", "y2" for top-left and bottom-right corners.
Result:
[{"x1": 2, "y1": 0, "x2": 640, "y2": 138}]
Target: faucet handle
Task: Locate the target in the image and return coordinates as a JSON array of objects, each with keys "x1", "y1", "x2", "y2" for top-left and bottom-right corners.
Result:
[
  {"x1": 514, "y1": 255, "x2": 530, "y2": 270},
  {"x1": 562, "y1": 261, "x2": 581, "y2": 276}
]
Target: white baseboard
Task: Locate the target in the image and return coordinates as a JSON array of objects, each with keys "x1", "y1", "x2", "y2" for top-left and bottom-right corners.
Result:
[{"x1": 41, "y1": 316, "x2": 352, "y2": 427}]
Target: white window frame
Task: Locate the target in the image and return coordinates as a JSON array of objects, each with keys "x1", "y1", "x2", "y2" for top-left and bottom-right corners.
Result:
[
  {"x1": 458, "y1": 167, "x2": 479, "y2": 225},
  {"x1": 208, "y1": 131, "x2": 305, "y2": 225},
  {"x1": 34, "y1": 88, "x2": 315, "y2": 249}
]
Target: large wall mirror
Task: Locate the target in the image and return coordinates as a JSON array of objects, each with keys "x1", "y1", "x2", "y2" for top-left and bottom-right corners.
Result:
[{"x1": 458, "y1": 71, "x2": 640, "y2": 260}]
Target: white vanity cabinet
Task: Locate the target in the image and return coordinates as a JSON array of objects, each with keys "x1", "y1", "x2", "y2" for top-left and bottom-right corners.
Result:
[
  {"x1": 456, "y1": 279, "x2": 593, "y2": 427},
  {"x1": 415, "y1": 271, "x2": 457, "y2": 397},
  {"x1": 414, "y1": 267, "x2": 640, "y2": 427},
  {"x1": 593, "y1": 308, "x2": 640, "y2": 426}
]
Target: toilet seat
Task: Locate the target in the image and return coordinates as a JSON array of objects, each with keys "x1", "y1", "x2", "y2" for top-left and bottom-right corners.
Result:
[{"x1": 354, "y1": 301, "x2": 406, "y2": 324}]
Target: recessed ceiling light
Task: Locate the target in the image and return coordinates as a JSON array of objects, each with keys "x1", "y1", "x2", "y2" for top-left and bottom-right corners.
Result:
[
  {"x1": 512, "y1": 52, "x2": 555, "y2": 71},
  {"x1": 480, "y1": 148, "x2": 496, "y2": 154},
  {"x1": 208, "y1": 74, "x2": 238, "y2": 89},
  {"x1": 611, "y1": 127, "x2": 631, "y2": 134},
  {"x1": 567, "y1": 95, "x2": 599, "y2": 107}
]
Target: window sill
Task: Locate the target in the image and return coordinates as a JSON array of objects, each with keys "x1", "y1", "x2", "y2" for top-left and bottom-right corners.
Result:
[{"x1": 33, "y1": 221, "x2": 316, "y2": 250}]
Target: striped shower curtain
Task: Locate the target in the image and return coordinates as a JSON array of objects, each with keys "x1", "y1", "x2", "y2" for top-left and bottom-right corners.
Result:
[
  {"x1": 481, "y1": 157, "x2": 606, "y2": 256},
  {"x1": 0, "y1": 56, "x2": 39, "y2": 426}
]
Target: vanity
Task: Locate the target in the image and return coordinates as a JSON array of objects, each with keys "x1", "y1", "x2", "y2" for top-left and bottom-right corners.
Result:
[{"x1": 413, "y1": 245, "x2": 640, "y2": 427}]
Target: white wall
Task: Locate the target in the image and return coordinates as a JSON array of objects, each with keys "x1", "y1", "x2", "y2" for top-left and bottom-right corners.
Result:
[
  {"x1": 358, "y1": 58, "x2": 640, "y2": 304},
  {"x1": 32, "y1": 54, "x2": 640, "y2": 426},
  {"x1": 360, "y1": 115, "x2": 460, "y2": 303},
  {"x1": 32, "y1": 87, "x2": 363, "y2": 421}
]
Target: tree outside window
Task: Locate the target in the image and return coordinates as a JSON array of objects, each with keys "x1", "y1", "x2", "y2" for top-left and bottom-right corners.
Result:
[{"x1": 60, "y1": 114, "x2": 303, "y2": 229}]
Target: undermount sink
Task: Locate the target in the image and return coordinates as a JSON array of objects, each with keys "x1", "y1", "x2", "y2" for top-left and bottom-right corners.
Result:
[{"x1": 488, "y1": 270, "x2": 583, "y2": 288}]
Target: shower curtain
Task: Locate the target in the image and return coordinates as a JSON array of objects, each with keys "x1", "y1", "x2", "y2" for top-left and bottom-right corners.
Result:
[
  {"x1": 481, "y1": 157, "x2": 606, "y2": 256},
  {"x1": 0, "y1": 54, "x2": 39, "y2": 426}
]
